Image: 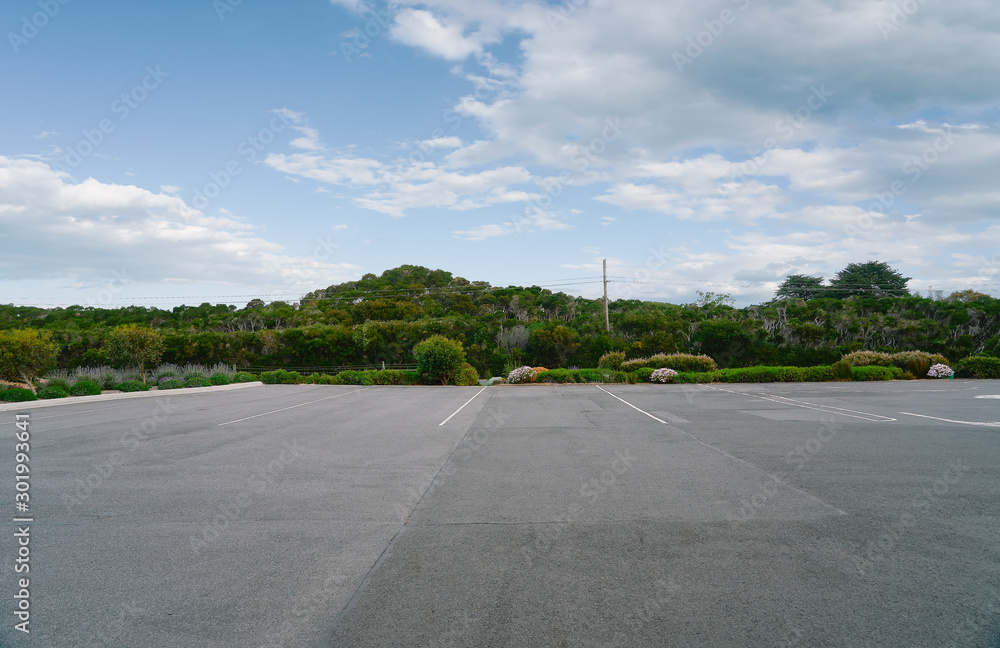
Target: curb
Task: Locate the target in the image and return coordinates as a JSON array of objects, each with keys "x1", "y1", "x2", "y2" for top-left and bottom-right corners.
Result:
[{"x1": 0, "y1": 381, "x2": 264, "y2": 412}]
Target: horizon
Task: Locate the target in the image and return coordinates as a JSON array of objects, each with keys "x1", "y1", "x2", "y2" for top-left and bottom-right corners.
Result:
[{"x1": 3, "y1": 1, "x2": 999, "y2": 309}]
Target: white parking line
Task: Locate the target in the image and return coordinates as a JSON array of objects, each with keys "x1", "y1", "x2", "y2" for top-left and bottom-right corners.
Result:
[
  {"x1": 218, "y1": 388, "x2": 372, "y2": 426},
  {"x1": 595, "y1": 385, "x2": 846, "y2": 516},
  {"x1": 595, "y1": 385, "x2": 669, "y2": 424},
  {"x1": 899, "y1": 412, "x2": 1000, "y2": 427},
  {"x1": 705, "y1": 385, "x2": 897, "y2": 422},
  {"x1": 438, "y1": 386, "x2": 488, "y2": 426}
]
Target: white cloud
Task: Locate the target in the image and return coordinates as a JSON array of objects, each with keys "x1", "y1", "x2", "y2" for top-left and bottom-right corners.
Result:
[
  {"x1": 0, "y1": 157, "x2": 358, "y2": 290},
  {"x1": 390, "y1": 9, "x2": 484, "y2": 60}
]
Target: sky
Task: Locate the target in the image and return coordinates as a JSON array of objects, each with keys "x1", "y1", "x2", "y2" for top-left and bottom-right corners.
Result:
[{"x1": 1, "y1": 0, "x2": 999, "y2": 309}]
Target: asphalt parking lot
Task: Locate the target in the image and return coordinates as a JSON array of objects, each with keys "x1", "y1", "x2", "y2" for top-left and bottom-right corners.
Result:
[{"x1": 1, "y1": 380, "x2": 998, "y2": 647}]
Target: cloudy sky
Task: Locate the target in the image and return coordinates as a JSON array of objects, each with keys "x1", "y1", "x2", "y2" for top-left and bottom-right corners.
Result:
[{"x1": 2, "y1": 0, "x2": 998, "y2": 308}]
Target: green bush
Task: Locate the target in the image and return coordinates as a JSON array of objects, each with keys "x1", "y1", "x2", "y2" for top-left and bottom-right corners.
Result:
[
  {"x1": 232, "y1": 372, "x2": 258, "y2": 383},
  {"x1": 44, "y1": 378, "x2": 72, "y2": 392},
  {"x1": 622, "y1": 353, "x2": 717, "y2": 373},
  {"x1": 371, "y1": 369, "x2": 406, "y2": 385},
  {"x1": 413, "y1": 335, "x2": 466, "y2": 385},
  {"x1": 841, "y1": 351, "x2": 891, "y2": 367},
  {"x1": 37, "y1": 385, "x2": 69, "y2": 399},
  {"x1": 209, "y1": 373, "x2": 230, "y2": 386},
  {"x1": 184, "y1": 377, "x2": 212, "y2": 388},
  {"x1": 260, "y1": 370, "x2": 303, "y2": 385},
  {"x1": 157, "y1": 379, "x2": 185, "y2": 390},
  {"x1": 455, "y1": 363, "x2": 480, "y2": 386},
  {"x1": 401, "y1": 370, "x2": 422, "y2": 385},
  {"x1": 956, "y1": 355, "x2": 1000, "y2": 379},
  {"x1": 117, "y1": 380, "x2": 150, "y2": 392},
  {"x1": 70, "y1": 379, "x2": 102, "y2": 396},
  {"x1": 183, "y1": 369, "x2": 209, "y2": 382},
  {"x1": 832, "y1": 360, "x2": 853, "y2": 380},
  {"x1": 851, "y1": 366, "x2": 901, "y2": 381},
  {"x1": 318, "y1": 374, "x2": 338, "y2": 385},
  {"x1": 889, "y1": 351, "x2": 948, "y2": 379},
  {"x1": 597, "y1": 351, "x2": 626, "y2": 371},
  {"x1": 634, "y1": 367, "x2": 654, "y2": 382},
  {"x1": 0, "y1": 388, "x2": 37, "y2": 402},
  {"x1": 333, "y1": 370, "x2": 374, "y2": 386}
]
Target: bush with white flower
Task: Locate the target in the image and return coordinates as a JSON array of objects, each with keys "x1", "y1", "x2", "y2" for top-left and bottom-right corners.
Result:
[
  {"x1": 926, "y1": 363, "x2": 954, "y2": 378},
  {"x1": 507, "y1": 366, "x2": 536, "y2": 384},
  {"x1": 651, "y1": 368, "x2": 678, "y2": 384}
]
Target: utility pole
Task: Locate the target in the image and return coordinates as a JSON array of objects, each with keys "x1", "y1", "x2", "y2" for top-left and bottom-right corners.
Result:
[{"x1": 603, "y1": 259, "x2": 610, "y2": 333}]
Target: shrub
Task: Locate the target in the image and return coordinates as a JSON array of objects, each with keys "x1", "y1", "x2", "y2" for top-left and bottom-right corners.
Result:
[
  {"x1": 850, "y1": 366, "x2": 900, "y2": 381},
  {"x1": 209, "y1": 373, "x2": 231, "y2": 386},
  {"x1": 0, "y1": 329, "x2": 60, "y2": 394},
  {"x1": 955, "y1": 355, "x2": 1000, "y2": 379},
  {"x1": 334, "y1": 370, "x2": 375, "y2": 386},
  {"x1": 622, "y1": 353, "x2": 716, "y2": 373},
  {"x1": 318, "y1": 374, "x2": 338, "y2": 385},
  {"x1": 152, "y1": 364, "x2": 182, "y2": 380},
  {"x1": 487, "y1": 376, "x2": 505, "y2": 385},
  {"x1": 841, "y1": 351, "x2": 891, "y2": 367},
  {"x1": 455, "y1": 363, "x2": 480, "y2": 386},
  {"x1": 889, "y1": 351, "x2": 949, "y2": 379},
  {"x1": 260, "y1": 370, "x2": 303, "y2": 385},
  {"x1": 0, "y1": 388, "x2": 37, "y2": 402},
  {"x1": 413, "y1": 335, "x2": 466, "y2": 385},
  {"x1": 70, "y1": 379, "x2": 102, "y2": 396},
  {"x1": 116, "y1": 380, "x2": 150, "y2": 392},
  {"x1": 209, "y1": 363, "x2": 236, "y2": 379},
  {"x1": 183, "y1": 368, "x2": 209, "y2": 382},
  {"x1": 651, "y1": 368, "x2": 678, "y2": 384},
  {"x1": 37, "y1": 385, "x2": 69, "y2": 399},
  {"x1": 158, "y1": 379, "x2": 185, "y2": 390},
  {"x1": 832, "y1": 360, "x2": 853, "y2": 380},
  {"x1": 926, "y1": 363, "x2": 954, "y2": 379},
  {"x1": 184, "y1": 377, "x2": 212, "y2": 388},
  {"x1": 44, "y1": 378, "x2": 71, "y2": 392},
  {"x1": 401, "y1": 371, "x2": 422, "y2": 385},
  {"x1": 598, "y1": 351, "x2": 626, "y2": 371},
  {"x1": 232, "y1": 372, "x2": 258, "y2": 383},
  {"x1": 372, "y1": 369, "x2": 406, "y2": 385},
  {"x1": 634, "y1": 367, "x2": 654, "y2": 382},
  {"x1": 507, "y1": 366, "x2": 536, "y2": 384}
]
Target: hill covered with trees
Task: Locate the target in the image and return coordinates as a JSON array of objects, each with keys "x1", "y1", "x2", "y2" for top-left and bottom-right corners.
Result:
[{"x1": 1, "y1": 263, "x2": 997, "y2": 377}]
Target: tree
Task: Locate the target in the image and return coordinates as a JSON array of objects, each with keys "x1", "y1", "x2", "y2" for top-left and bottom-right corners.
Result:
[
  {"x1": 527, "y1": 323, "x2": 580, "y2": 368},
  {"x1": 105, "y1": 324, "x2": 165, "y2": 383},
  {"x1": 413, "y1": 335, "x2": 466, "y2": 385},
  {"x1": 775, "y1": 274, "x2": 824, "y2": 301},
  {"x1": 496, "y1": 325, "x2": 529, "y2": 355},
  {"x1": 0, "y1": 329, "x2": 59, "y2": 393},
  {"x1": 828, "y1": 261, "x2": 911, "y2": 299},
  {"x1": 947, "y1": 289, "x2": 991, "y2": 303}
]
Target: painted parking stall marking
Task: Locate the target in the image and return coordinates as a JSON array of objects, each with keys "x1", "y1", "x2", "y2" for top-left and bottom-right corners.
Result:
[
  {"x1": 217, "y1": 388, "x2": 373, "y2": 426},
  {"x1": 899, "y1": 411, "x2": 1000, "y2": 428},
  {"x1": 705, "y1": 385, "x2": 897, "y2": 422}
]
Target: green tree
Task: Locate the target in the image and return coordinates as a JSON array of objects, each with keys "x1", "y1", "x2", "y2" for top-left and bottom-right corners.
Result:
[
  {"x1": 105, "y1": 324, "x2": 165, "y2": 383},
  {"x1": 413, "y1": 335, "x2": 466, "y2": 385},
  {"x1": 828, "y1": 261, "x2": 911, "y2": 299},
  {"x1": 0, "y1": 329, "x2": 59, "y2": 393},
  {"x1": 775, "y1": 274, "x2": 824, "y2": 301}
]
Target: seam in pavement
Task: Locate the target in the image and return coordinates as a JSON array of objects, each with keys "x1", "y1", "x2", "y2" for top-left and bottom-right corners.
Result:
[
  {"x1": 595, "y1": 385, "x2": 847, "y2": 517},
  {"x1": 320, "y1": 388, "x2": 497, "y2": 643}
]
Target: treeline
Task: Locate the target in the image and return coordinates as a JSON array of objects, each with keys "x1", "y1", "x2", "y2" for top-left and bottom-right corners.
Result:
[{"x1": 2, "y1": 265, "x2": 998, "y2": 377}]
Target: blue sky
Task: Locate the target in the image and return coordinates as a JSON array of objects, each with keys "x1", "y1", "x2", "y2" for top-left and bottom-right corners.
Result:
[{"x1": 2, "y1": 0, "x2": 999, "y2": 308}]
